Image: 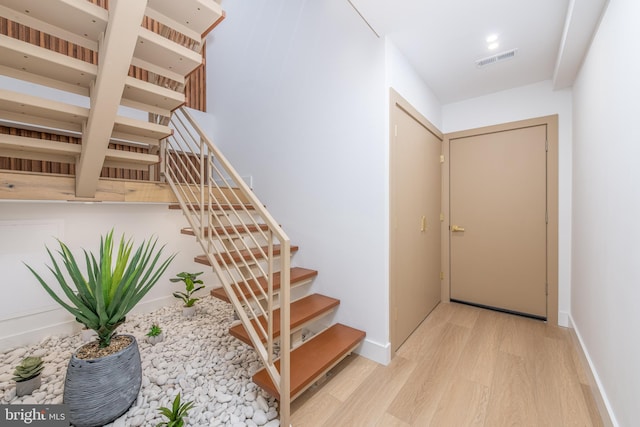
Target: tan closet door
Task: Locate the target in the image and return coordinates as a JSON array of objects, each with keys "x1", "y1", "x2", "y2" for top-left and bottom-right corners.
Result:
[
  {"x1": 449, "y1": 125, "x2": 547, "y2": 318},
  {"x1": 391, "y1": 100, "x2": 442, "y2": 351}
]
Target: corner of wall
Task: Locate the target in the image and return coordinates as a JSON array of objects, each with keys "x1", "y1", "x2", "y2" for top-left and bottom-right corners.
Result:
[{"x1": 356, "y1": 338, "x2": 391, "y2": 366}]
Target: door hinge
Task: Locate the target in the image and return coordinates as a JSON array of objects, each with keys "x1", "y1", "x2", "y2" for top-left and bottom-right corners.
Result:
[
  {"x1": 546, "y1": 281, "x2": 549, "y2": 296},
  {"x1": 394, "y1": 124, "x2": 398, "y2": 137},
  {"x1": 545, "y1": 138, "x2": 549, "y2": 152},
  {"x1": 440, "y1": 271, "x2": 444, "y2": 280},
  {"x1": 440, "y1": 213, "x2": 444, "y2": 222},
  {"x1": 440, "y1": 154, "x2": 445, "y2": 163}
]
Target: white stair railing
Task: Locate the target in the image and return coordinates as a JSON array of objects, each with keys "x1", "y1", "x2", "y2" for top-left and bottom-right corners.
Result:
[{"x1": 162, "y1": 107, "x2": 292, "y2": 424}]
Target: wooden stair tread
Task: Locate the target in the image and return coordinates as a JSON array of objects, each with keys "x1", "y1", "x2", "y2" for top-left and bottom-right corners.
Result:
[
  {"x1": 195, "y1": 244, "x2": 298, "y2": 267},
  {"x1": 210, "y1": 267, "x2": 317, "y2": 302},
  {"x1": 181, "y1": 223, "x2": 269, "y2": 237},
  {"x1": 252, "y1": 324, "x2": 366, "y2": 399},
  {"x1": 229, "y1": 294, "x2": 340, "y2": 346}
]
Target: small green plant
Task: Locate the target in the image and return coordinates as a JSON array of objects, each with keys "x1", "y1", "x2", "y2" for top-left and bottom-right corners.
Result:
[
  {"x1": 146, "y1": 324, "x2": 162, "y2": 337},
  {"x1": 156, "y1": 393, "x2": 194, "y2": 427},
  {"x1": 171, "y1": 272, "x2": 204, "y2": 307},
  {"x1": 13, "y1": 356, "x2": 44, "y2": 382}
]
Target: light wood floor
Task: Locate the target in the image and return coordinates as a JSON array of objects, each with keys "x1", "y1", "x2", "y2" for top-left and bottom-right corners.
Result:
[{"x1": 291, "y1": 302, "x2": 603, "y2": 426}]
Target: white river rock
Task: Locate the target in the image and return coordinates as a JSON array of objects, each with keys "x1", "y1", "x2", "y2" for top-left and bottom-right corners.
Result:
[{"x1": 0, "y1": 298, "x2": 280, "y2": 426}]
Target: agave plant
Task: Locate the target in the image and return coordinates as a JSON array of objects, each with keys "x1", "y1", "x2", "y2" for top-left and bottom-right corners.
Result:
[
  {"x1": 12, "y1": 356, "x2": 44, "y2": 382},
  {"x1": 26, "y1": 230, "x2": 175, "y2": 348},
  {"x1": 156, "y1": 393, "x2": 195, "y2": 427},
  {"x1": 170, "y1": 271, "x2": 204, "y2": 307}
]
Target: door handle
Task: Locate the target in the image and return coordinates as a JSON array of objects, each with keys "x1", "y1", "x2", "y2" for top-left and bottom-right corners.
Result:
[
  {"x1": 451, "y1": 225, "x2": 465, "y2": 232},
  {"x1": 421, "y1": 216, "x2": 426, "y2": 232}
]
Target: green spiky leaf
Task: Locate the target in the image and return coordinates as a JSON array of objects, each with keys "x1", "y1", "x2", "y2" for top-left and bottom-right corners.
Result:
[{"x1": 25, "y1": 230, "x2": 175, "y2": 348}]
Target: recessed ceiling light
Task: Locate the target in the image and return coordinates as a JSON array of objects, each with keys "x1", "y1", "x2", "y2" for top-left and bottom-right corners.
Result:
[
  {"x1": 488, "y1": 42, "x2": 499, "y2": 50},
  {"x1": 486, "y1": 34, "x2": 499, "y2": 43}
]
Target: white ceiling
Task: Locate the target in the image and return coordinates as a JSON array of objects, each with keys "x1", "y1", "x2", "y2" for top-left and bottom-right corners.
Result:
[{"x1": 349, "y1": 0, "x2": 609, "y2": 104}]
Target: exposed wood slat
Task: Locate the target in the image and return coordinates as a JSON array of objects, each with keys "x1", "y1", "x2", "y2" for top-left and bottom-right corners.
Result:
[
  {"x1": 230, "y1": 293, "x2": 340, "y2": 346},
  {"x1": 122, "y1": 76, "x2": 184, "y2": 116},
  {"x1": 0, "y1": 21, "x2": 186, "y2": 115},
  {"x1": 210, "y1": 267, "x2": 318, "y2": 303},
  {"x1": 0, "y1": 88, "x2": 86, "y2": 132},
  {"x1": 0, "y1": 133, "x2": 80, "y2": 156},
  {"x1": 105, "y1": 148, "x2": 158, "y2": 166},
  {"x1": 0, "y1": 34, "x2": 96, "y2": 89},
  {"x1": 135, "y1": 27, "x2": 202, "y2": 76},
  {"x1": 0, "y1": 0, "x2": 107, "y2": 50},
  {"x1": 111, "y1": 115, "x2": 171, "y2": 141},
  {"x1": 147, "y1": 0, "x2": 224, "y2": 39},
  {"x1": 0, "y1": 133, "x2": 157, "y2": 169},
  {"x1": 253, "y1": 324, "x2": 366, "y2": 400},
  {"x1": 0, "y1": 89, "x2": 171, "y2": 141}
]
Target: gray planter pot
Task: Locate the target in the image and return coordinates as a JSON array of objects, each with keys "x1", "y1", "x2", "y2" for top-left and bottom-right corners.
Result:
[
  {"x1": 15, "y1": 374, "x2": 41, "y2": 397},
  {"x1": 64, "y1": 335, "x2": 141, "y2": 427}
]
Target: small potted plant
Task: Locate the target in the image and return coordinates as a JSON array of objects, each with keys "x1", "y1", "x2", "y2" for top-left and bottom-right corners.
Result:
[
  {"x1": 157, "y1": 393, "x2": 194, "y2": 427},
  {"x1": 13, "y1": 356, "x2": 44, "y2": 397},
  {"x1": 171, "y1": 272, "x2": 205, "y2": 317},
  {"x1": 146, "y1": 324, "x2": 164, "y2": 345}
]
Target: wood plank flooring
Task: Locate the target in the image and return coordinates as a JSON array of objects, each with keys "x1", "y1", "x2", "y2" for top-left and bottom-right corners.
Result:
[{"x1": 291, "y1": 302, "x2": 603, "y2": 426}]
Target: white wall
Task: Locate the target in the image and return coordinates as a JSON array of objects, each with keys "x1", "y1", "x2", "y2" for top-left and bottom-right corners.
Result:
[
  {"x1": 0, "y1": 202, "x2": 214, "y2": 351},
  {"x1": 571, "y1": 0, "x2": 639, "y2": 425},
  {"x1": 442, "y1": 80, "x2": 573, "y2": 326},
  {"x1": 206, "y1": 0, "x2": 389, "y2": 363},
  {"x1": 385, "y1": 39, "x2": 442, "y2": 129}
]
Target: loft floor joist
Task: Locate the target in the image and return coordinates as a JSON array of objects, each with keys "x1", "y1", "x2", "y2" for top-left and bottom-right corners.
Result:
[
  {"x1": 0, "y1": 35, "x2": 185, "y2": 115},
  {"x1": 0, "y1": 89, "x2": 171, "y2": 141},
  {"x1": 0, "y1": 134, "x2": 158, "y2": 170},
  {"x1": 0, "y1": 0, "x2": 224, "y2": 198}
]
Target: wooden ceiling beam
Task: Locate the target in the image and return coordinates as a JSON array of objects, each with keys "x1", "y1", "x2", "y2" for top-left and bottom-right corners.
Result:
[{"x1": 74, "y1": 0, "x2": 148, "y2": 198}]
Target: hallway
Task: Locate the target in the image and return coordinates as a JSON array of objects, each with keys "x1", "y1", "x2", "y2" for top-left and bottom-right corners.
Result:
[{"x1": 292, "y1": 302, "x2": 603, "y2": 426}]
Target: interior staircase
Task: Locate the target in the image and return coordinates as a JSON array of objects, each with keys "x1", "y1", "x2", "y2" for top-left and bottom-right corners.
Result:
[
  {"x1": 164, "y1": 107, "x2": 366, "y2": 423},
  {"x1": 0, "y1": 0, "x2": 367, "y2": 423}
]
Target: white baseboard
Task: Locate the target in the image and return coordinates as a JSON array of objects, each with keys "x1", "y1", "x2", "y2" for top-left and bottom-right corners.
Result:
[
  {"x1": 355, "y1": 338, "x2": 391, "y2": 365},
  {"x1": 568, "y1": 315, "x2": 618, "y2": 427},
  {"x1": 0, "y1": 295, "x2": 176, "y2": 352},
  {"x1": 558, "y1": 310, "x2": 570, "y2": 327}
]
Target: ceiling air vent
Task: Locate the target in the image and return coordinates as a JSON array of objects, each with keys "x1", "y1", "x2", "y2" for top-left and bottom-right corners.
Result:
[{"x1": 476, "y1": 48, "x2": 518, "y2": 68}]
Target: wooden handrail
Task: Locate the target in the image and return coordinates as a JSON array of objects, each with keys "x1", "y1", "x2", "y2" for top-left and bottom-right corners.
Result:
[{"x1": 162, "y1": 107, "x2": 292, "y2": 425}]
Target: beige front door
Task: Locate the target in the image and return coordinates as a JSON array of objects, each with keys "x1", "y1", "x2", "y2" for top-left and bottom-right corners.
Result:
[
  {"x1": 449, "y1": 125, "x2": 547, "y2": 318},
  {"x1": 390, "y1": 91, "x2": 442, "y2": 351}
]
